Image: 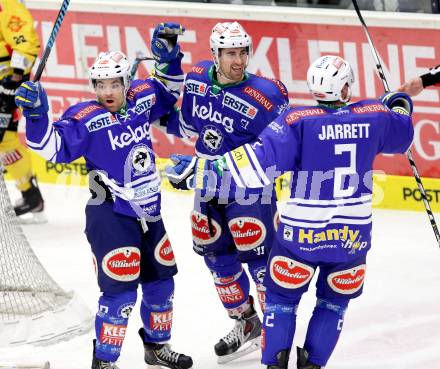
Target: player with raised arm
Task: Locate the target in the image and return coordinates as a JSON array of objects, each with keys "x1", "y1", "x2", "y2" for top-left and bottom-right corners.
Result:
[
  {"x1": 0, "y1": 0, "x2": 45, "y2": 222},
  {"x1": 398, "y1": 64, "x2": 440, "y2": 96},
  {"x1": 165, "y1": 21, "x2": 289, "y2": 363},
  {"x1": 15, "y1": 23, "x2": 193, "y2": 369},
  {"x1": 166, "y1": 55, "x2": 414, "y2": 369}
]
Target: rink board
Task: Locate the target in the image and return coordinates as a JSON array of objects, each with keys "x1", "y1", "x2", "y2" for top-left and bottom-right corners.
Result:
[
  {"x1": 5, "y1": 153, "x2": 439, "y2": 212},
  {"x1": 20, "y1": 0, "x2": 440, "y2": 179}
]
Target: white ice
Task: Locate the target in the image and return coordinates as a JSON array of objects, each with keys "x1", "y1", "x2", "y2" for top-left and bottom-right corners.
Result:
[{"x1": 1, "y1": 183, "x2": 440, "y2": 369}]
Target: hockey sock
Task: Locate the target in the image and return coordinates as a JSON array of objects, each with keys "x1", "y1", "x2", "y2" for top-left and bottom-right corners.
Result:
[
  {"x1": 247, "y1": 258, "x2": 268, "y2": 312},
  {"x1": 94, "y1": 290, "x2": 137, "y2": 362},
  {"x1": 261, "y1": 290, "x2": 299, "y2": 366},
  {"x1": 204, "y1": 253, "x2": 251, "y2": 317},
  {"x1": 303, "y1": 298, "x2": 349, "y2": 366},
  {"x1": 140, "y1": 277, "x2": 175, "y2": 343}
]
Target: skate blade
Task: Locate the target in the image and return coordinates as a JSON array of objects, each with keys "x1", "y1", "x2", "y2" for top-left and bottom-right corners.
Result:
[
  {"x1": 217, "y1": 336, "x2": 261, "y2": 364},
  {"x1": 17, "y1": 211, "x2": 48, "y2": 225}
]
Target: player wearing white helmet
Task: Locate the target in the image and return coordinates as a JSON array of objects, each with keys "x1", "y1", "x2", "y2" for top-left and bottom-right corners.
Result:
[
  {"x1": 163, "y1": 21, "x2": 290, "y2": 364},
  {"x1": 210, "y1": 21, "x2": 252, "y2": 84},
  {"x1": 15, "y1": 23, "x2": 193, "y2": 369},
  {"x1": 165, "y1": 54, "x2": 413, "y2": 369}
]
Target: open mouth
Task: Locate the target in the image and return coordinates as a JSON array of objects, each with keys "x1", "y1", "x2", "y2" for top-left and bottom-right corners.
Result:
[{"x1": 106, "y1": 99, "x2": 114, "y2": 104}]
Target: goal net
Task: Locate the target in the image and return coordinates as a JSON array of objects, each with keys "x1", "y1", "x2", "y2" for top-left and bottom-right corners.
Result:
[{"x1": 0, "y1": 164, "x2": 93, "y2": 346}]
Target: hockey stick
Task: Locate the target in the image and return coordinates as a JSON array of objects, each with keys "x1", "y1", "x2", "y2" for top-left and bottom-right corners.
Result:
[
  {"x1": 352, "y1": 0, "x2": 440, "y2": 247},
  {"x1": 0, "y1": 362, "x2": 49, "y2": 369},
  {"x1": 130, "y1": 56, "x2": 155, "y2": 79},
  {"x1": 33, "y1": 0, "x2": 70, "y2": 82}
]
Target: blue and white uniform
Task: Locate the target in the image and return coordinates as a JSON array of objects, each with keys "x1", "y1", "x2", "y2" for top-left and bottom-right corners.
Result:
[
  {"x1": 222, "y1": 100, "x2": 413, "y2": 366},
  {"x1": 24, "y1": 58, "x2": 184, "y2": 362},
  {"x1": 168, "y1": 60, "x2": 289, "y2": 315}
]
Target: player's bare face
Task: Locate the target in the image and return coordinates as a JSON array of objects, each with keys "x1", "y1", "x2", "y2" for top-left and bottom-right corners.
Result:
[
  {"x1": 95, "y1": 78, "x2": 125, "y2": 112},
  {"x1": 217, "y1": 47, "x2": 248, "y2": 84}
]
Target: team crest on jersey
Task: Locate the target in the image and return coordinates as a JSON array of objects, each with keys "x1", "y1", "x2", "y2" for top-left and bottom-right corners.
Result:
[
  {"x1": 228, "y1": 217, "x2": 266, "y2": 251},
  {"x1": 86, "y1": 112, "x2": 119, "y2": 132},
  {"x1": 102, "y1": 247, "x2": 141, "y2": 282},
  {"x1": 222, "y1": 92, "x2": 258, "y2": 119},
  {"x1": 190, "y1": 210, "x2": 221, "y2": 245},
  {"x1": 270, "y1": 256, "x2": 314, "y2": 289},
  {"x1": 129, "y1": 144, "x2": 154, "y2": 176},
  {"x1": 154, "y1": 235, "x2": 176, "y2": 266},
  {"x1": 201, "y1": 125, "x2": 224, "y2": 153},
  {"x1": 186, "y1": 79, "x2": 208, "y2": 97},
  {"x1": 327, "y1": 265, "x2": 366, "y2": 294},
  {"x1": 7, "y1": 16, "x2": 26, "y2": 32}
]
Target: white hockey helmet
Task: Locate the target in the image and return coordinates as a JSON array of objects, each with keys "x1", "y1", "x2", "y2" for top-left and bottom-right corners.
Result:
[
  {"x1": 307, "y1": 55, "x2": 355, "y2": 103},
  {"x1": 89, "y1": 51, "x2": 131, "y2": 95},
  {"x1": 210, "y1": 21, "x2": 253, "y2": 70}
]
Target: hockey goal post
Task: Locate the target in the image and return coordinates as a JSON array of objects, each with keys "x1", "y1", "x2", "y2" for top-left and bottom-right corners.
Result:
[{"x1": 0, "y1": 163, "x2": 93, "y2": 346}]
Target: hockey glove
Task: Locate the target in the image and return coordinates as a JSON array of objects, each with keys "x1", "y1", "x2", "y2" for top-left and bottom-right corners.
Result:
[
  {"x1": 165, "y1": 154, "x2": 225, "y2": 191},
  {"x1": 166, "y1": 154, "x2": 197, "y2": 190},
  {"x1": 151, "y1": 22, "x2": 185, "y2": 63},
  {"x1": 381, "y1": 91, "x2": 413, "y2": 115},
  {"x1": 15, "y1": 81, "x2": 49, "y2": 119}
]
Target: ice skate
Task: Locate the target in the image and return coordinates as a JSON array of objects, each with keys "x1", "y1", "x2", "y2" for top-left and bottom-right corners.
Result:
[
  {"x1": 267, "y1": 349, "x2": 290, "y2": 369},
  {"x1": 214, "y1": 297, "x2": 262, "y2": 364},
  {"x1": 14, "y1": 176, "x2": 47, "y2": 224},
  {"x1": 91, "y1": 340, "x2": 120, "y2": 369},
  {"x1": 296, "y1": 347, "x2": 321, "y2": 369},
  {"x1": 139, "y1": 328, "x2": 193, "y2": 369}
]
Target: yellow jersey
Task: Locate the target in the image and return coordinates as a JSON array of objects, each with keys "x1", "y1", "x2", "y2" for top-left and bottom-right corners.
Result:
[{"x1": 0, "y1": 0, "x2": 40, "y2": 80}]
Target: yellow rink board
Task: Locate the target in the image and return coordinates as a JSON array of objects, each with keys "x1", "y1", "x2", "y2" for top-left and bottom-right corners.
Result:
[{"x1": 6, "y1": 153, "x2": 440, "y2": 212}]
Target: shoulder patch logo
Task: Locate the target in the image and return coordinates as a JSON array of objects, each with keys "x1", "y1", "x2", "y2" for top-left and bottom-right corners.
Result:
[
  {"x1": 74, "y1": 104, "x2": 102, "y2": 121},
  {"x1": 243, "y1": 86, "x2": 273, "y2": 112},
  {"x1": 191, "y1": 66, "x2": 205, "y2": 74},
  {"x1": 285, "y1": 108, "x2": 326, "y2": 125},
  {"x1": 352, "y1": 104, "x2": 388, "y2": 114}
]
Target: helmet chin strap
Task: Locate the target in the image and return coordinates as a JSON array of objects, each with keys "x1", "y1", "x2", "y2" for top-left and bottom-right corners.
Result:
[{"x1": 340, "y1": 86, "x2": 352, "y2": 103}]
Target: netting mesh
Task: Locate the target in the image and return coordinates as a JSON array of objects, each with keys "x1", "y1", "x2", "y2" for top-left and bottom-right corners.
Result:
[{"x1": 0, "y1": 164, "x2": 70, "y2": 322}]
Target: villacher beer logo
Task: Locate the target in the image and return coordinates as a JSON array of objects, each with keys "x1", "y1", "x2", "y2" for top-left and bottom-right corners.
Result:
[
  {"x1": 190, "y1": 211, "x2": 222, "y2": 245},
  {"x1": 228, "y1": 217, "x2": 266, "y2": 251},
  {"x1": 327, "y1": 265, "x2": 366, "y2": 294},
  {"x1": 270, "y1": 256, "x2": 314, "y2": 289},
  {"x1": 154, "y1": 235, "x2": 176, "y2": 266},
  {"x1": 102, "y1": 247, "x2": 141, "y2": 281}
]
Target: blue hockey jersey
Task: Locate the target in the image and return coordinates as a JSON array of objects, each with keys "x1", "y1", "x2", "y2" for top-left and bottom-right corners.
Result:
[
  {"x1": 222, "y1": 100, "x2": 414, "y2": 263},
  {"x1": 167, "y1": 60, "x2": 289, "y2": 159},
  {"x1": 25, "y1": 61, "x2": 184, "y2": 218}
]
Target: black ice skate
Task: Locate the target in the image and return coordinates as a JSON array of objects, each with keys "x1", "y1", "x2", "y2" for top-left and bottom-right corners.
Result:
[
  {"x1": 14, "y1": 176, "x2": 47, "y2": 224},
  {"x1": 214, "y1": 296, "x2": 262, "y2": 364},
  {"x1": 138, "y1": 328, "x2": 193, "y2": 369},
  {"x1": 267, "y1": 349, "x2": 290, "y2": 369},
  {"x1": 296, "y1": 347, "x2": 321, "y2": 369},
  {"x1": 91, "y1": 340, "x2": 120, "y2": 369}
]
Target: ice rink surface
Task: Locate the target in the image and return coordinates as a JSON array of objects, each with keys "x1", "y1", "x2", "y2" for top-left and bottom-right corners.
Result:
[{"x1": 1, "y1": 183, "x2": 440, "y2": 369}]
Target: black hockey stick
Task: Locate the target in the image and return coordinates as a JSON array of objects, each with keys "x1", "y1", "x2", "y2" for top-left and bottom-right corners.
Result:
[
  {"x1": 33, "y1": 0, "x2": 70, "y2": 82},
  {"x1": 130, "y1": 56, "x2": 155, "y2": 79},
  {"x1": 352, "y1": 0, "x2": 440, "y2": 247}
]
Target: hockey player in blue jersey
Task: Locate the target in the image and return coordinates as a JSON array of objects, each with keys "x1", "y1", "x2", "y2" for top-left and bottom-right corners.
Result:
[
  {"x1": 166, "y1": 55, "x2": 414, "y2": 368},
  {"x1": 165, "y1": 21, "x2": 289, "y2": 363},
  {"x1": 14, "y1": 23, "x2": 193, "y2": 369}
]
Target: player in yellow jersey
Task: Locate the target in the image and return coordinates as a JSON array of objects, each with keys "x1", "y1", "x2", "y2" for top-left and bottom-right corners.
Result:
[{"x1": 0, "y1": 0, "x2": 44, "y2": 222}]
